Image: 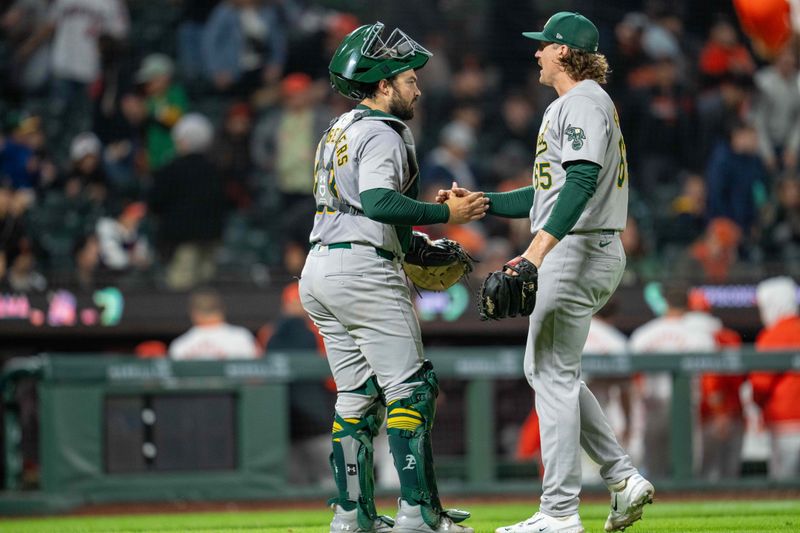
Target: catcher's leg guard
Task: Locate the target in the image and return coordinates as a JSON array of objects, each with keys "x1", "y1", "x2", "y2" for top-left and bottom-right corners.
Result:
[
  {"x1": 387, "y1": 361, "x2": 469, "y2": 529},
  {"x1": 329, "y1": 377, "x2": 392, "y2": 531}
]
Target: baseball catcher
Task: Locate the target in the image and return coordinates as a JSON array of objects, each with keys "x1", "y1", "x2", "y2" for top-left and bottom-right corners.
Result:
[
  {"x1": 403, "y1": 232, "x2": 475, "y2": 291},
  {"x1": 478, "y1": 255, "x2": 538, "y2": 320}
]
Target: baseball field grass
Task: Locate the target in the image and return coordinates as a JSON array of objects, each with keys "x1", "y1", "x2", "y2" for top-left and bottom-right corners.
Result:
[{"x1": 2, "y1": 499, "x2": 799, "y2": 533}]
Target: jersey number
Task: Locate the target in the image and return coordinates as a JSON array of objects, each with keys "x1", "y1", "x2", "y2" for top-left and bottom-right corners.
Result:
[
  {"x1": 314, "y1": 139, "x2": 349, "y2": 215},
  {"x1": 616, "y1": 136, "x2": 628, "y2": 188},
  {"x1": 533, "y1": 162, "x2": 552, "y2": 190}
]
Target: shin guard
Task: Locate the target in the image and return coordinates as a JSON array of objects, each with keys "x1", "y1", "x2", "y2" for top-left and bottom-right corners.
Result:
[
  {"x1": 328, "y1": 378, "x2": 386, "y2": 531},
  {"x1": 386, "y1": 360, "x2": 449, "y2": 529}
]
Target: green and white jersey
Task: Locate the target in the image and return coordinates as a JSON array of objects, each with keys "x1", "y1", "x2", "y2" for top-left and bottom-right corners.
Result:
[
  {"x1": 309, "y1": 106, "x2": 419, "y2": 256},
  {"x1": 530, "y1": 80, "x2": 629, "y2": 234}
]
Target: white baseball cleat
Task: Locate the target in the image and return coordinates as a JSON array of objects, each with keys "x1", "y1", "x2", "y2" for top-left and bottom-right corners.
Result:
[
  {"x1": 329, "y1": 504, "x2": 394, "y2": 532},
  {"x1": 495, "y1": 511, "x2": 585, "y2": 533},
  {"x1": 604, "y1": 473, "x2": 655, "y2": 532},
  {"x1": 393, "y1": 499, "x2": 474, "y2": 532}
]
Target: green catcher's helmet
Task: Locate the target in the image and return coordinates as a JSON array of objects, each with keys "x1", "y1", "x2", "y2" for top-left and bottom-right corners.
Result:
[{"x1": 329, "y1": 22, "x2": 432, "y2": 100}]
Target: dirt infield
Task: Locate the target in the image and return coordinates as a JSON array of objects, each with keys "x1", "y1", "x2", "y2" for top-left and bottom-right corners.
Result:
[{"x1": 66, "y1": 489, "x2": 800, "y2": 517}]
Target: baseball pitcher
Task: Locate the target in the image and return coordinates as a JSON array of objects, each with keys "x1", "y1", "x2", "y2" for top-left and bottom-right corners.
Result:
[{"x1": 440, "y1": 12, "x2": 655, "y2": 533}]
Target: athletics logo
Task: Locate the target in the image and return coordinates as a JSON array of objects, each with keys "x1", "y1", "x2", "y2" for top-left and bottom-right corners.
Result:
[
  {"x1": 403, "y1": 454, "x2": 417, "y2": 471},
  {"x1": 565, "y1": 125, "x2": 586, "y2": 150}
]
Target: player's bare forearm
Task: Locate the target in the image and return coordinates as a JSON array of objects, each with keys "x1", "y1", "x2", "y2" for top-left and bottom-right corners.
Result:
[{"x1": 521, "y1": 230, "x2": 559, "y2": 268}]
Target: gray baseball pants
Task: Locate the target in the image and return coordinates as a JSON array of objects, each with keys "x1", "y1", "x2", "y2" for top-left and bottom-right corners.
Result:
[
  {"x1": 523, "y1": 232, "x2": 638, "y2": 516},
  {"x1": 299, "y1": 243, "x2": 422, "y2": 416}
]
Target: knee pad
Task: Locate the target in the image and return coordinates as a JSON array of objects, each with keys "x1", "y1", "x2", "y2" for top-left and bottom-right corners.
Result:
[
  {"x1": 386, "y1": 360, "x2": 445, "y2": 528},
  {"x1": 329, "y1": 376, "x2": 385, "y2": 531}
]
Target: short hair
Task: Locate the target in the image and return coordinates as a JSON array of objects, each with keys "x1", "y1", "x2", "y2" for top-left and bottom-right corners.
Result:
[
  {"x1": 363, "y1": 74, "x2": 400, "y2": 99},
  {"x1": 560, "y1": 49, "x2": 610, "y2": 84},
  {"x1": 662, "y1": 282, "x2": 689, "y2": 310},
  {"x1": 189, "y1": 288, "x2": 224, "y2": 316}
]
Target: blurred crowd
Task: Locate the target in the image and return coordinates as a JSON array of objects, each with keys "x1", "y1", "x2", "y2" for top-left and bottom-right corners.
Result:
[{"x1": 0, "y1": 0, "x2": 799, "y2": 293}]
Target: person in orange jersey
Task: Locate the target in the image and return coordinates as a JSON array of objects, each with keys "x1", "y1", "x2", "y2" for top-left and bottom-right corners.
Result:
[
  {"x1": 751, "y1": 276, "x2": 800, "y2": 479},
  {"x1": 685, "y1": 289, "x2": 746, "y2": 480}
]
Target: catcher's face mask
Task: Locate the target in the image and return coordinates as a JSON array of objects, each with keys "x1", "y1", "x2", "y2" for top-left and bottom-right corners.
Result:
[{"x1": 328, "y1": 22, "x2": 432, "y2": 100}]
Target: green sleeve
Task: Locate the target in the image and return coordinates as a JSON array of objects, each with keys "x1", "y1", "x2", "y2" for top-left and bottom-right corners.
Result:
[
  {"x1": 485, "y1": 186, "x2": 534, "y2": 218},
  {"x1": 360, "y1": 188, "x2": 450, "y2": 226},
  {"x1": 541, "y1": 161, "x2": 600, "y2": 240}
]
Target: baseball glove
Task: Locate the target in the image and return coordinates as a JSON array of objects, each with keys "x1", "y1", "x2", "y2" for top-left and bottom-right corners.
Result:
[
  {"x1": 478, "y1": 256, "x2": 538, "y2": 320},
  {"x1": 402, "y1": 231, "x2": 475, "y2": 291}
]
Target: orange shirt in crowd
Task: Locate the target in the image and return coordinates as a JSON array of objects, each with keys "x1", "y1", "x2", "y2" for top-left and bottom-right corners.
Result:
[
  {"x1": 700, "y1": 328, "x2": 746, "y2": 422},
  {"x1": 751, "y1": 316, "x2": 800, "y2": 425}
]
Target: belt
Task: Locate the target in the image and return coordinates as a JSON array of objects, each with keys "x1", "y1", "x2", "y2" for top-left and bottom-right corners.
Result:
[
  {"x1": 313, "y1": 242, "x2": 396, "y2": 261},
  {"x1": 568, "y1": 229, "x2": 619, "y2": 235}
]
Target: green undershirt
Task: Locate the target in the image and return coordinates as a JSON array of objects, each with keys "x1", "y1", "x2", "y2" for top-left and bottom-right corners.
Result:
[
  {"x1": 360, "y1": 187, "x2": 449, "y2": 251},
  {"x1": 485, "y1": 186, "x2": 534, "y2": 218},
  {"x1": 542, "y1": 161, "x2": 600, "y2": 240},
  {"x1": 484, "y1": 161, "x2": 600, "y2": 240}
]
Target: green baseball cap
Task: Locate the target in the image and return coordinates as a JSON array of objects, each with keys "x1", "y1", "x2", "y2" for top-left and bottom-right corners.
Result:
[{"x1": 523, "y1": 12, "x2": 599, "y2": 53}]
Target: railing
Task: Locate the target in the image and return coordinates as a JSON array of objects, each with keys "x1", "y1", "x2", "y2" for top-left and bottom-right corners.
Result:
[{"x1": 1, "y1": 348, "x2": 799, "y2": 512}]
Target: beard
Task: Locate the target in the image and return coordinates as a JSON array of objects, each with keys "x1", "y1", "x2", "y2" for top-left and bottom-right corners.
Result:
[{"x1": 389, "y1": 93, "x2": 416, "y2": 120}]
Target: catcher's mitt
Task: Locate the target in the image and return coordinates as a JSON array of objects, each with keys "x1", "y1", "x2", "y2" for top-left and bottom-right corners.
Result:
[
  {"x1": 402, "y1": 231, "x2": 475, "y2": 291},
  {"x1": 478, "y1": 256, "x2": 538, "y2": 320}
]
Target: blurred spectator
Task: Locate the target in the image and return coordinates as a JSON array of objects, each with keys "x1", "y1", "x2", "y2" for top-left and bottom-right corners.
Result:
[
  {"x1": 706, "y1": 120, "x2": 768, "y2": 239},
  {"x1": 684, "y1": 217, "x2": 743, "y2": 283},
  {"x1": 684, "y1": 296, "x2": 745, "y2": 480},
  {"x1": 695, "y1": 74, "x2": 753, "y2": 170},
  {"x1": 3, "y1": 239, "x2": 46, "y2": 293},
  {"x1": 284, "y1": 11, "x2": 360, "y2": 80},
  {"x1": 266, "y1": 281, "x2": 333, "y2": 486},
  {"x1": 665, "y1": 172, "x2": 707, "y2": 247},
  {"x1": 91, "y1": 35, "x2": 140, "y2": 194},
  {"x1": 753, "y1": 46, "x2": 800, "y2": 176},
  {"x1": 135, "y1": 339, "x2": 168, "y2": 359},
  {"x1": 212, "y1": 102, "x2": 255, "y2": 211},
  {"x1": 202, "y1": 0, "x2": 287, "y2": 97},
  {"x1": 18, "y1": 0, "x2": 129, "y2": 146},
  {"x1": 176, "y1": 0, "x2": 220, "y2": 91},
  {"x1": 150, "y1": 114, "x2": 226, "y2": 290},
  {"x1": 733, "y1": 0, "x2": 793, "y2": 61},
  {"x1": 761, "y1": 175, "x2": 800, "y2": 262},
  {"x1": 0, "y1": 186, "x2": 28, "y2": 284},
  {"x1": 626, "y1": 56, "x2": 694, "y2": 196},
  {"x1": 63, "y1": 132, "x2": 108, "y2": 207},
  {"x1": 751, "y1": 276, "x2": 800, "y2": 480},
  {"x1": 95, "y1": 200, "x2": 151, "y2": 275},
  {"x1": 698, "y1": 18, "x2": 755, "y2": 82},
  {"x1": 1, "y1": 185, "x2": 44, "y2": 292},
  {"x1": 0, "y1": 113, "x2": 43, "y2": 196},
  {"x1": 480, "y1": 90, "x2": 539, "y2": 181},
  {"x1": 136, "y1": 53, "x2": 188, "y2": 171},
  {"x1": 420, "y1": 121, "x2": 478, "y2": 190},
  {"x1": 628, "y1": 283, "x2": 717, "y2": 478},
  {"x1": 169, "y1": 288, "x2": 258, "y2": 359},
  {"x1": 69, "y1": 232, "x2": 100, "y2": 290},
  {"x1": 252, "y1": 72, "x2": 330, "y2": 210},
  {"x1": 608, "y1": 12, "x2": 652, "y2": 101},
  {"x1": 1, "y1": 0, "x2": 51, "y2": 98}
]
